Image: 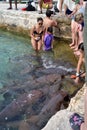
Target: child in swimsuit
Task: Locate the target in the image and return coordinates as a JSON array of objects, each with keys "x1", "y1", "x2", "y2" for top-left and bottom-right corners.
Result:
[{"x1": 43, "y1": 26, "x2": 54, "y2": 51}]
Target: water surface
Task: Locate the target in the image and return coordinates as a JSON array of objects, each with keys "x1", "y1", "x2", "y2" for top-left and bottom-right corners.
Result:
[
  {"x1": 0, "y1": 30, "x2": 77, "y2": 86},
  {"x1": 0, "y1": 30, "x2": 79, "y2": 130}
]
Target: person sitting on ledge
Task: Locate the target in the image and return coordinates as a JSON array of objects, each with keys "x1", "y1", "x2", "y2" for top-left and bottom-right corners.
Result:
[
  {"x1": 38, "y1": 0, "x2": 53, "y2": 14},
  {"x1": 7, "y1": 0, "x2": 18, "y2": 10}
]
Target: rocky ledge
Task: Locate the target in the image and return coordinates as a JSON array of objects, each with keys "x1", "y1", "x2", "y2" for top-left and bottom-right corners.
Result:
[
  {"x1": 42, "y1": 84, "x2": 86, "y2": 130},
  {"x1": 0, "y1": 2, "x2": 71, "y2": 39}
]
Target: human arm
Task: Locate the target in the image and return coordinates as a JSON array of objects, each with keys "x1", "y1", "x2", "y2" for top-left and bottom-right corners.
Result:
[
  {"x1": 68, "y1": 5, "x2": 77, "y2": 18},
  {"x1": 30, "y1": 26, "x2": 35, "y2": 39},
  {"x1": 42, "y1": 27, "x2": 46, "y2": 45}
]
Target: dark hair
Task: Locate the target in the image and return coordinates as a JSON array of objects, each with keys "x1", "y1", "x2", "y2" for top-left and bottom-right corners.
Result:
[
  {"x1": 46, "y1": 9, "x2": 52, "y2": 17},
  {"x1": 78, "y1": 43, "x2": 84, "y2": 51},
  {"x1": 47, "y1": 27, "x2": 53, "y2": 33},
  {"x1": 37, "y1": 17, "x2": 43, "y2": 22}
]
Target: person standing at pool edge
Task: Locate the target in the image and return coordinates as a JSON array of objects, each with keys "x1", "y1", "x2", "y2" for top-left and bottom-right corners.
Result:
[{"x1": 7, "y1": 0, "x2": 18, "y2": 10}]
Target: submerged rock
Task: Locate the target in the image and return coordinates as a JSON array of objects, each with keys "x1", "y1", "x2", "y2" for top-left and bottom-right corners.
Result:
[
  {"x1": 0, "y1": 90, "x2": 43, "y2": 122},
  {"x1": 41, "y1": 84, "x2": 86, "y2": 130}
]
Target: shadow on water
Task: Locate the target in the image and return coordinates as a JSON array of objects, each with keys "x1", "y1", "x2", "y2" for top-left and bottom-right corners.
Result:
[{"x1": 0, "y1": 30, "x2": 84, "y2": 130}]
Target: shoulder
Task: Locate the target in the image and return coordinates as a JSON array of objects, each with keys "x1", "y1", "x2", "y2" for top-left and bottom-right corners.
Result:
[
  {"x1": 32, "y1": 25, "x2": 36, "y2": 30},
  {"x1": 52, "y1": 19, "x2": 57, "y2": 26},
  {"x1": 44, "y1": 33, "x2": 49, "y2": 38}
]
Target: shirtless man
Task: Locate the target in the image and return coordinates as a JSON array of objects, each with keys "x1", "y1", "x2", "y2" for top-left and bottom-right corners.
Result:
[{"x1": 43, "y1": 9, "x2": 58, "y2": 32}]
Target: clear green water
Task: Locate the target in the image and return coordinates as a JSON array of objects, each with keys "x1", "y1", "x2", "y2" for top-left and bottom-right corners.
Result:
[
  {"x1": 0, "y1": 30, "x2": 77, "y2": 87},
  {"x1": 0, "y1": 30, "x2": 79, "y2": 130},
  {"x1": 0, "y1": 30, "x2": 33, "y2": 86},
  {"x1": 53, "y1": 39, "x2": 78, "y2": 64}
]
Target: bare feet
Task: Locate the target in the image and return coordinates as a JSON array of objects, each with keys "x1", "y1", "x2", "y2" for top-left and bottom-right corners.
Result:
[
  {"x1": 70, "y1": 46, "x2": 76, "y2": 49},
  {"x1": 69, "y1": 43, "x2": 75, "y2": 47},
  {"x1": 74, "y1": 51, "x2": 80, "y2": 56},
  {"x1": 15, "y1": 8, "x2": 18, "y2": 10},
  {"x1": 74, "y1": 77, "x2": 80, "y2": 84},
  {"x1": 38, "y1": 10, "x2": 43, "y2": 14},
  {"x1": 73, "y1": 47, "x2": 78, "y2": 51},
  {"x1": 7, "y1": 7, "x2": 12, "y2": 10}
]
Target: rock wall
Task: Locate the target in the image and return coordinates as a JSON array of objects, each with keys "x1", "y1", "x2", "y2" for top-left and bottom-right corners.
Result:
[
  {"x1": 0, "y1": 9, "x2": 71, "y2": 39},
  {"x1": 42, "y1": 84, "x2": 86, "y2": 130}
]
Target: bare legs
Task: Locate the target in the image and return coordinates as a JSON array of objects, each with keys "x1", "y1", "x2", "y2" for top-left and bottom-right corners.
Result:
[
  {"x1": 58, "y1": 0, "x2": 64, "y2": 12},
  {"x1": 14, "y1": 0, "x2": 18, "y2": 10},
  {"x1": 63, "y1": 4, "x2": 68, "y2": 15},
  {"x1": 8, "y1": 0, "x2": 18, "y2": 10},
  {"x1": 31, "y1": 39, "x2": 42, "y2": 51},
  {"x1": 9, "y1": 0, "x2": 12, "y2": 9},
  {"x1": 38, "y1": 0, "x2": 43, "y2": 13},
  {"x1": 70, "y1": 21, "x2": 79, "y2": 47}
]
